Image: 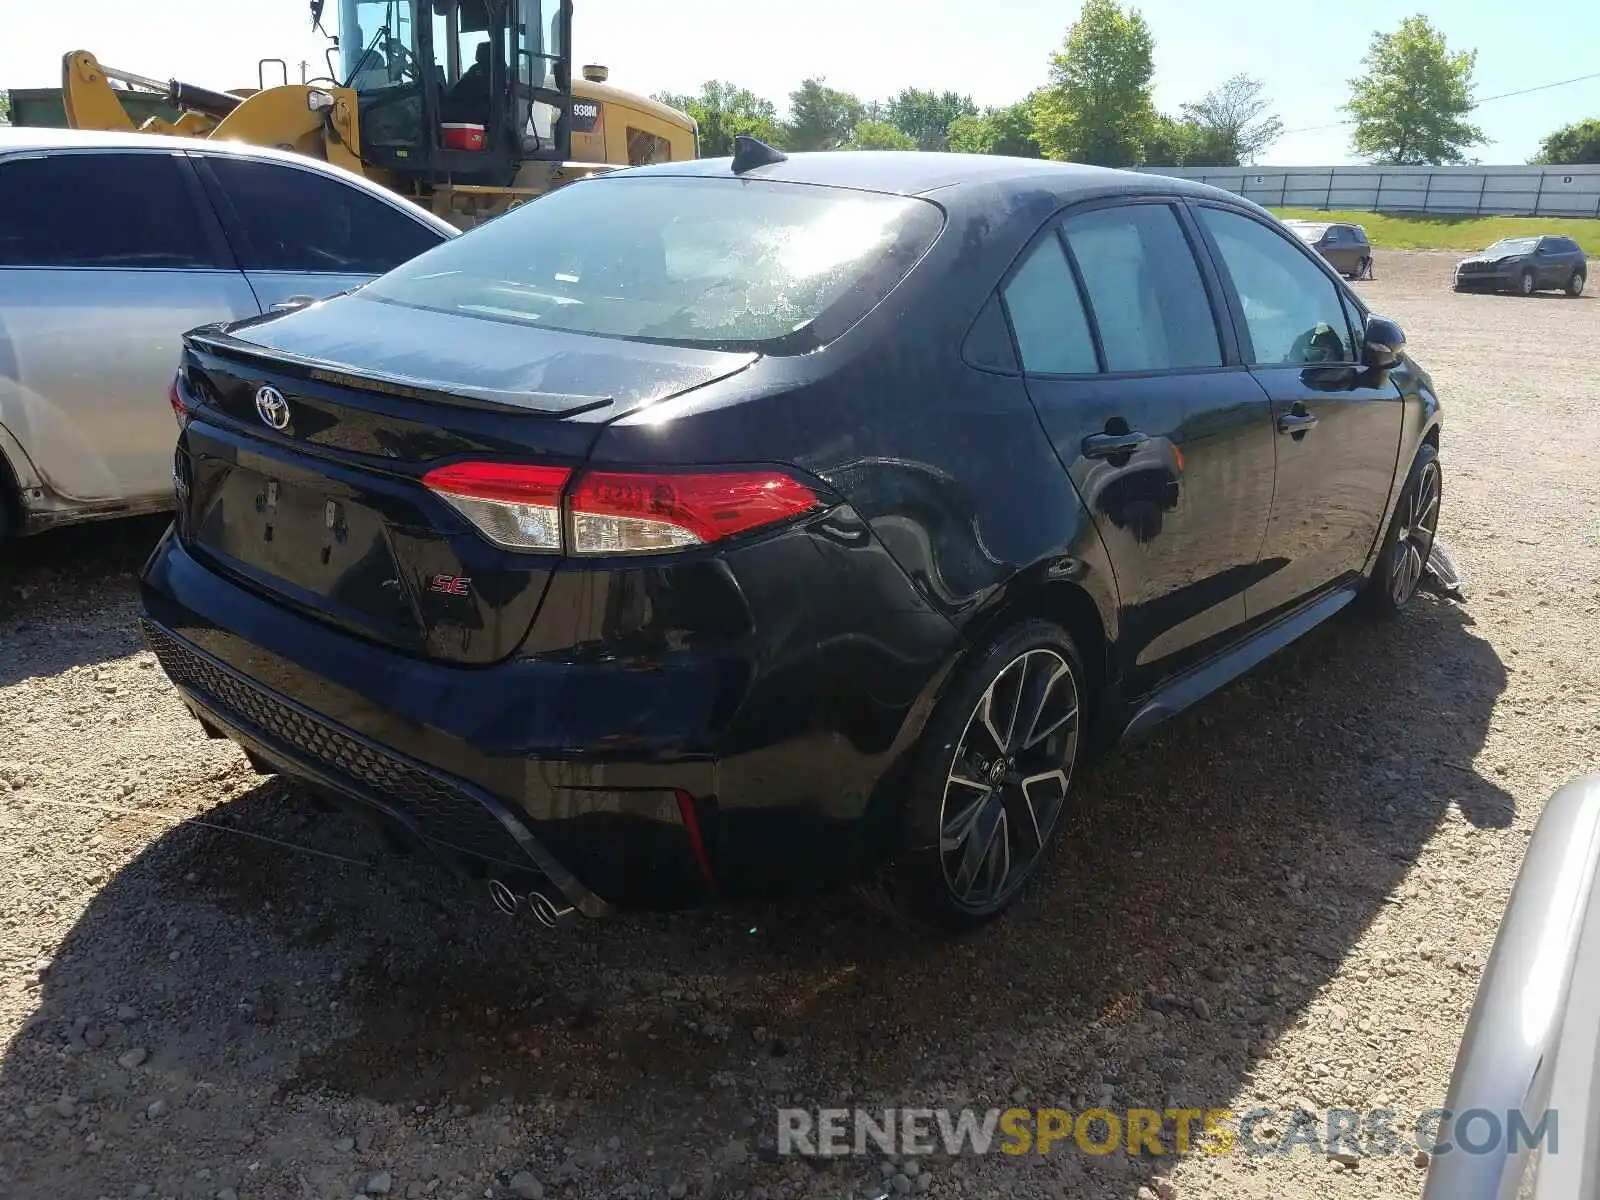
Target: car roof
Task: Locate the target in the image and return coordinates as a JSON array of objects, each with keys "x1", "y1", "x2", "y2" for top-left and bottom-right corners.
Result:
[
  {"x1": 0, "y1": 126, "x2": 457, "y2": 235},
  {"x1": 611, "y1": 149, "x2": 1245, "y2": 205}
]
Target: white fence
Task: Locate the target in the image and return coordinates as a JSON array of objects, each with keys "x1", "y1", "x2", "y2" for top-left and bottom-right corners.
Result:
[{"x1": 1134, "y1": 164, "x2": 1600, "y2": 218}]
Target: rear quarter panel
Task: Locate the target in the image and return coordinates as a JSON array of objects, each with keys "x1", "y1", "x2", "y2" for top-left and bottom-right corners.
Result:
[{"x1": 593, "y1": 178, "x2": 1124, "y2": 699}]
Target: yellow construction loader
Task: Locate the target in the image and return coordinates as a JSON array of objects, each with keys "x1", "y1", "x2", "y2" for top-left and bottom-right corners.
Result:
[{"x1": 54, "y1": 0, "x2": 698, "y2": 227}]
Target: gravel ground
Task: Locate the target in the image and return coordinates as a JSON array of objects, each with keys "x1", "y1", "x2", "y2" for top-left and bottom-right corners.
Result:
[{"x1": 2, "y1": 248, "x2": 1597, "y2": 1200}]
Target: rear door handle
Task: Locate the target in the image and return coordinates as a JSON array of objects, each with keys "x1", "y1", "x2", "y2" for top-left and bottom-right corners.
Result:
[
  {"x1": 1082, "y1": 431, "x2": 1150, "y2": 459},
  {"x1": 1277, "y1": 412, "x2": 1318, "y2": 435}
]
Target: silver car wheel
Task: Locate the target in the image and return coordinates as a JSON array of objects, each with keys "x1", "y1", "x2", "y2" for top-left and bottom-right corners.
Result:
[
  {"x1": 938, "y1": 648, "x2": 1080, "y2": 911},
  {"x1": 1390, "y1": 459, "x2": 1441, "y2": 607}
]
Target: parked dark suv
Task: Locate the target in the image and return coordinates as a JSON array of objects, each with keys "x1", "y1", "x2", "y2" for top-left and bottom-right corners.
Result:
[
  {"x1": 140, "y1": 147, "x2": 1444, "y2": 929},
  {"x1": 1454, "y1": 234, "x2": 1587, "y2": 296}
]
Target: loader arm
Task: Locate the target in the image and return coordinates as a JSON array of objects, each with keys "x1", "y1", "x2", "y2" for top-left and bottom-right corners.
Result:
[
  {"x1": 59, "y1": 49, "x2": 366, "y2": 178},
  {"x1": 61, "y1": 51, "x2": 216, "y2": 137}
]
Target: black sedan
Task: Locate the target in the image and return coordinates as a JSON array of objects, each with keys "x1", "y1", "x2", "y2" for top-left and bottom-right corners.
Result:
[
  {"x1": 1454, "y1": 234, "x2": 1588, "y2": 296},
  {"x1": 140, "y1": 141, "x2": 1444, "y2": 929}
]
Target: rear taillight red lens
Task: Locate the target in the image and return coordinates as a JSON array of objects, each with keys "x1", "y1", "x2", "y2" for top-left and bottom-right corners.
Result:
[
  {"x1": 422, "y1": 462, "x2": 571, "y2": 551},
  {"x1": 567, "y1": 469, "x2": 821, "y2": 555},
  {"x1": 422, "y1": 462, "x2": 822, "y2": 555},
  {"x1": 169, "y1": 374, "x2": 189, "y2": 429}
]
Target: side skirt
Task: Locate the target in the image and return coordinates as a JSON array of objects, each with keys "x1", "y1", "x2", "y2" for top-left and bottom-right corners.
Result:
[{"x1": 1118, "y1": 585, "x2": 1358, "y2": 743}]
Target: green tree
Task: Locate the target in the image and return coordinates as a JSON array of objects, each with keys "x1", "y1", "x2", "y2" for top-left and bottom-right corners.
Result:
[
  {"x1": 784, "y1": 78, "x2": 865, "y2": 151},
  {"x1": 1142, "y1": 113, "x2": 1203, "y2": 165},
  {"x1": 1179, "y1": 74, "x2": 1283, "y2": 165},
  {"x1": 1532, "y1": 118, "x2": 1600, "y2": 165},
  {"x1": 1345, "y1": 14, "x2": 1485, "y2": 165},
  {"x1": 884, "y1": 88, "x2": 977, "y2": 151},
  {"x1": 653, "y1": 81, "x2": 783, "y2": 157},
  {"x1": 0, "y1": 92, "x2": 10, "y2": 126},
  {"x1": 948, "y1": 97, "x2": 1042, "y2": 157},
  {"x1": 1032, "y1": 0, "x2": 1157, "y2": 167},
  {"x1": 848, "y1": 120, "x2": 917, "y2": 150}
]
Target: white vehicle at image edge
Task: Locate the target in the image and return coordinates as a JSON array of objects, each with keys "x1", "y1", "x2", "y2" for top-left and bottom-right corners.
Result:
[
  {"x1": 0, "y1": 128, "x2": 457, "y2": 537},
  {"x1": 1422, "y1": 774, "x2": 1600, "y2": 1200}
]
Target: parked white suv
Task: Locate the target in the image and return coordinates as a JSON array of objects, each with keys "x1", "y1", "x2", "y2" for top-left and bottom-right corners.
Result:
[{"x1": 0, "y1": 128, "x2": 456, "y2": 537}]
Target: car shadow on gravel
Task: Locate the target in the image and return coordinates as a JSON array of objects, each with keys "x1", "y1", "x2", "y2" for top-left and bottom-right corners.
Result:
[
  {"x1": 0, "y1": 516, "x2": 169, "y2": 686},
  {"x1": 2, "y1": 593, "x2": 1509, "y2": 1198}
]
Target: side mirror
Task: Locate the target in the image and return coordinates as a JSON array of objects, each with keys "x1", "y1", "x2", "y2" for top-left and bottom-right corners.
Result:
[{"x1": 1363, "y1": 313, "x2": 1405, "y2": 370}]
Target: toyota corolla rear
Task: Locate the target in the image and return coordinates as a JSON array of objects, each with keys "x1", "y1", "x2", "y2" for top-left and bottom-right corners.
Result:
[{"x1": 139, "y1": 168, "x2": 955, "y2": 915}]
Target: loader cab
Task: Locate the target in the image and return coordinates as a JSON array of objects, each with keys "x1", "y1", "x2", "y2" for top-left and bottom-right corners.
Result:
[{"x1": 332, "y1": 0, "x2": 572, "y2": 186}]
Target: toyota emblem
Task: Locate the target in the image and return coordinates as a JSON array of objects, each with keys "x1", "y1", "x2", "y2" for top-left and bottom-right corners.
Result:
[{"x1": 254, "y1": 385, "x2": 291, "y2": 431}]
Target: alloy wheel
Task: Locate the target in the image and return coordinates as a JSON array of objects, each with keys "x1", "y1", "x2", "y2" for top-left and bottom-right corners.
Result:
[
  {"x1": 937, "y1": 648, "x2": 1080, "y2": 911},
  {"x1": 1571, "y1": 273, "x2": 1586, "y2": 297},
  {"x1": 1390, "y1": 459, "x2": 1441, "y2": 607},
  {"x1": 1520, "y1": 271, "x2": 1536, "y2": 296}
]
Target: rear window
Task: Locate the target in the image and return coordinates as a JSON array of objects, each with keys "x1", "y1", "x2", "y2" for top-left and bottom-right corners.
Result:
[{"x1": 359, "y1": 175, "x2": 945, "y2": 351}]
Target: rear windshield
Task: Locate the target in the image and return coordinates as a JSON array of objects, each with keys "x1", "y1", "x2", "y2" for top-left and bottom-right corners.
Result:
[{"x1": 358, "y1": 175, "x2": 945, "y2": 352}]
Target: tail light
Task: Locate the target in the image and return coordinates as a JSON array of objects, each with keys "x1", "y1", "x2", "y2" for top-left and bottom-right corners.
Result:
[
  {"x1": 567, "y1": 469, "x2": 820, "y2": 554},
  {"x1": 169, "y1": 373, "x2": 189, "y2": 429},
  {"x1": 422, "y1": 462, "x2": 823, "y2": 555},
  {"x1": 421, "y1": 462, "x2": 570, "y2": 551}
]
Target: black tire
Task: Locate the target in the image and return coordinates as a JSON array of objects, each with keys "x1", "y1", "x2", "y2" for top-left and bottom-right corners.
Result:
[
  {"x1": 885, "y1": 619, "x2": 1088, "y2": 931},
  {"x1": 0, "y1": 452, "x2": 19, "y2": 541},
  {"x1": 1518, "y1": 268, "x2": 1537, "y2": 296},
  {"x1": 1567, "y1": 270, "x2": 1586, "y2": 298},
  {"x1": 1364, "y1": 443, "x2": 1442, "y2": 617}
]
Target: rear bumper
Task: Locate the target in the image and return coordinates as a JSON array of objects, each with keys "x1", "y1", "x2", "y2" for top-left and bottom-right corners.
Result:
[
  {"x1": 139, "y1": 520, "x2": 956, "y2": 910},
  {"x1": 140, "y1": 619, "x2": 618, "y2": 917}
]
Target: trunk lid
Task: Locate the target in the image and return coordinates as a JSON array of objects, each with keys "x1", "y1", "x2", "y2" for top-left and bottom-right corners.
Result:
[{"x1": 176, "y1": 298, "x2": 756, "y2": 665}]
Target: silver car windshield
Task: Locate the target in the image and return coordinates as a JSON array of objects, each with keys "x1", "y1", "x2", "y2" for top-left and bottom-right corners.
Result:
[{"x1": 1484, "y1": 238, "x2": 1538, "y2": 256}]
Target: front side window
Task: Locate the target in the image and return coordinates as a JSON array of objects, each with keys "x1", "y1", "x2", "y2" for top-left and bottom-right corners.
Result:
[
  {"x1": 200, "y1": 157, "x2": 444, "y2": 274},
  {"x1": 1197, "y1": 206, "x2": 1357, "y2": 366},
  {"x1": 1061, "y1": 203, "x2": 1222, "y2": 372},
  {"x1": 359, "y1": 175, "x2": 945, "y2": 350},
  {"x1": 340, "y1": 0, "x2": 418, "y2": 86},
  {"x1": 340, "y1": 0, "x2": 424, "y2": 147},
  {"x1": 1000, "y1": 234, "x2": 1097, "y2": 374},
  {"x1": 0, "y1": 152, "x2": 214, "y2": 269}
]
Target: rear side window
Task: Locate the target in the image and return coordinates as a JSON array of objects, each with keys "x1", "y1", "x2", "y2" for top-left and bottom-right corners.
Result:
[
  {"x1": 1197, "y1": 206, "x2": 1357, "y2": 366},
  {"x1": 0, "y1": 151, "x2": 217, "y2": 269},
  {"x1": 198, "y1": 156, "x2": 445, "y2": 274},
  {"x1": 627, "y1": 128, "x2": 673, "y2": 166},
  {"x1": 1061, "y1": 204, "x2": 1222, "y2": 372},
  {"x1": 962, "y1": 293, "x2": 1019, "y2": 372},
  {"x1": 359, "y1": 175, "x2": 946, "y2": 351},
  {"x1": 1000, "y1": 235, "x2": 1097, "y2": 374}
]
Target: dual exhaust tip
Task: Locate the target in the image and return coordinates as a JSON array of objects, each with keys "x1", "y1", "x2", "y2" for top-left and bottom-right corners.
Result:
[{"x1": 488, "y1": 878, "x2": 574, "y2": 928}]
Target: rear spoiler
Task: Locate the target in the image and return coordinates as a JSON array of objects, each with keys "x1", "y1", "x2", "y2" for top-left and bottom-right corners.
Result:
[{"x1": 182, "y1": 323, "x2": 614, "y2": 418}]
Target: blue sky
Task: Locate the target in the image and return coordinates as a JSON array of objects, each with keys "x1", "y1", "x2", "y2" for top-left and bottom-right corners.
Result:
[{"x1": 5, "y1": 0, "x2": 1598, "y2": 165}]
